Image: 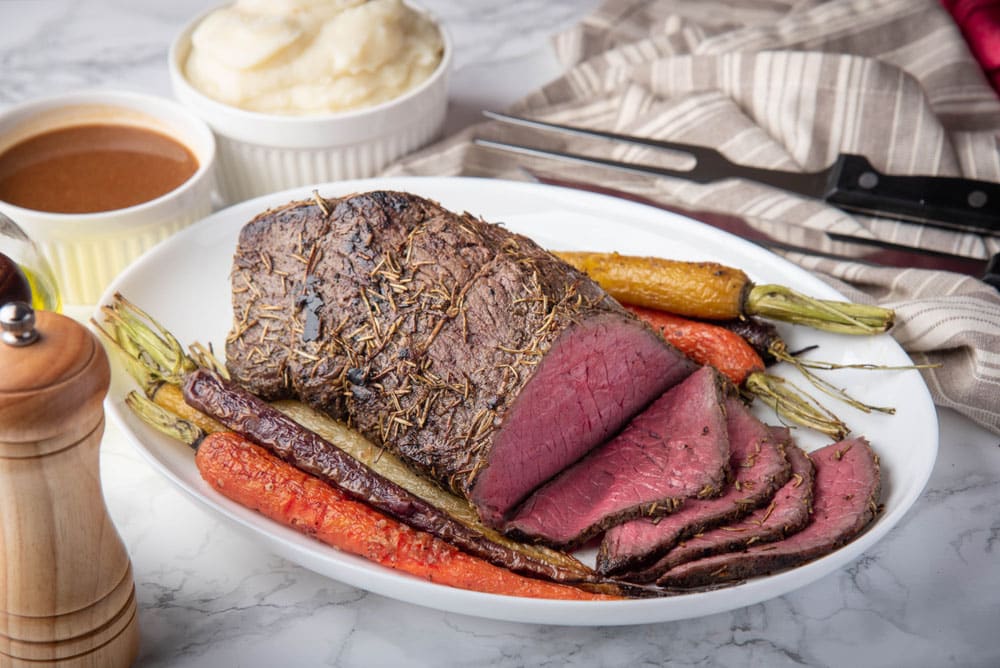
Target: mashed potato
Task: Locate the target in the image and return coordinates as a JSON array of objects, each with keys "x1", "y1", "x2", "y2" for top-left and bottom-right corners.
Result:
[{"x1": 184, "y1": 0, "x2": 444, "y2": 115}]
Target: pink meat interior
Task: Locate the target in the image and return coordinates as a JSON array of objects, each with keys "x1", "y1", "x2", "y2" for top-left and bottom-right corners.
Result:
[{"x1": 470, "y1": 314, "x2": 694, "y2": 526}]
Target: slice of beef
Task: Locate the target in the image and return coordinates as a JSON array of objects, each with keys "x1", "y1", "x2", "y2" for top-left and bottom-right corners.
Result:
[
  {"x1": 597, "y1": 398, "x2": 792, "y2": 578},
  {"x1": 656, "y1": 437, "x2": 879, "y2": 588},
  {"x1": 505, "y1": 366, "x2": 730, "y2": 548},
  {"x1": 225, "y1": 191, "x2": 696, "y2": 528},
  {"x1": 645, "y1": 438, "x2": 814, "y2": 580}
]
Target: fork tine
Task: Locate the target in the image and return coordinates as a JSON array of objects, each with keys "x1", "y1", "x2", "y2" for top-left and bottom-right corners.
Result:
[
  {"x1": 482, "y1": 110, "x2": 727, "y2": 163},
  {"x1": 472, "y1": 138, "x2": 718, "y2": 184}
]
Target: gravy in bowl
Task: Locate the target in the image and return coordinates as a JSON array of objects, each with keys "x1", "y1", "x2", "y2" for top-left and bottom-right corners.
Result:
[{"x1": 0, "y1": 123, "x2": 199, "y2": 214}]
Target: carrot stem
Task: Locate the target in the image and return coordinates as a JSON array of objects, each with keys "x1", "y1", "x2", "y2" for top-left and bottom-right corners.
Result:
[
  {"x1": 746, "y1": 285, "x2": 893, "y2": 335},
  {"x1": 125, "y1": 391, "x2": 205, "y2": 448},
  {"x1": 744, "y1": 373, "x2": 849, "y2": 440}
]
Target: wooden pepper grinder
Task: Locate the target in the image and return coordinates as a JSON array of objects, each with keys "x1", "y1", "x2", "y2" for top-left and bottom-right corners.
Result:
[{"x1": 0, "y1": 302, "x2": 139, "y2": 666}]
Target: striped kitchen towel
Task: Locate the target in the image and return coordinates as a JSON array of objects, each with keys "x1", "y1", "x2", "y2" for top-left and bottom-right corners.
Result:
[{"x1": 383, "y1": 0, "x2": 1000, "y2": 434}]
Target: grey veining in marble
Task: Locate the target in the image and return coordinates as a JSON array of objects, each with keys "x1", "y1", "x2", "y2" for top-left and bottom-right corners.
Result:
[{"x1": 2, "y1": 2, "x2": 999, "y2": 666}]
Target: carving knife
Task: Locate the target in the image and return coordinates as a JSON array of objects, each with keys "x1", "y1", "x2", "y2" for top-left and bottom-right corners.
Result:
[
  {"x1": 478, "y1": 111, "x2": 1000, "y2": 238},
  {"x1": 523, "y1": 171, "x2": 1000, "y2": 289}
]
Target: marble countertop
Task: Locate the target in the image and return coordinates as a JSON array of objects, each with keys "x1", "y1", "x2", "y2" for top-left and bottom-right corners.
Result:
[{"x1": 3, "y1": 2, "x2": 999, "y2": 666}]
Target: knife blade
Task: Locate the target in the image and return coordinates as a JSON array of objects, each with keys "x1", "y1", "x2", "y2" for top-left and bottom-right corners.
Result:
[
  {"x1": 480, "y1": 110, "x2": 1000, "y2": 238},
  {"x1": 525, "y1": 171, "x2": 1000, "y2": 289}
]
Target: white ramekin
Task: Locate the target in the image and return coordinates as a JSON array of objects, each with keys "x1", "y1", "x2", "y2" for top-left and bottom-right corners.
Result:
[
  {"x1": 0, "y1": 91, "x2": 217, "y2": 306},
  {"x1": 168, "y1": 3, "x2": 452, "y2": 206}
]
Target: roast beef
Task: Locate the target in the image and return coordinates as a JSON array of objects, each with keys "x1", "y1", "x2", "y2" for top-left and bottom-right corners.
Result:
[
  {"x1": 643, "y1": 437, "x2": 814, "y2": 581},
  {"x1": 657, "y1": 437, "x2": 879, "y2": 588},
  {"x1": 505, "y1": 366, "x2": 730, "y2": 548},
  {"x1": 225, "y1": 191, "x2": 696, "y2": 527},
  {"x1": 597, "y1": 398, "x2": 792, "y2": 577}
]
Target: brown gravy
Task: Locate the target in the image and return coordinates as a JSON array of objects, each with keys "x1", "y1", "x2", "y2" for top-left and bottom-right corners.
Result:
[{"x1": 0, "y1": 124, "x2": 199, "y2": 214}]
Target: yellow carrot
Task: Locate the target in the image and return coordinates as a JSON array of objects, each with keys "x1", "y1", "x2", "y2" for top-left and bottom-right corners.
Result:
[{"x1": 555, "y1": 251, "x2": 894, "y2": 334}]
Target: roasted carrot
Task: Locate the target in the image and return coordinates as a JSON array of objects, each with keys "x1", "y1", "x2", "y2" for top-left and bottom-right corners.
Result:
[
  {"x1": 555, "y1": 251, "x2": 894, "y2": 335},
  {"x1": 197, "y1": 431, "x2": 619, "y2": 601},
  {"x1": 624, "y1": 304, "x2": 764, "y2": 385}
]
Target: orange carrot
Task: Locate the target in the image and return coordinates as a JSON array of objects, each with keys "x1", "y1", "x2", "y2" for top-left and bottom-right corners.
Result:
[
  {"x1": 196, "y1": 431, "x2": 619, "y2": 601},
  {"x1": 625, "y1": 304, "x2": 765, "y2": 385}
]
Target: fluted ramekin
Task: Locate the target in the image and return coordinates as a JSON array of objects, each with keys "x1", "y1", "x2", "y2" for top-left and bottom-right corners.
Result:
[
  {"x1": 0, "y1": 91, "x2": 217, "y2": 306},
  {"x1": 168, "y1": 3, "x2": 452, "y2": 205}
]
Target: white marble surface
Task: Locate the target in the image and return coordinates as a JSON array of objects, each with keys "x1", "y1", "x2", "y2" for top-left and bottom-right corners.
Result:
[{"x1": 3, "y1": 2, "x2": 1000, "y2": 666}]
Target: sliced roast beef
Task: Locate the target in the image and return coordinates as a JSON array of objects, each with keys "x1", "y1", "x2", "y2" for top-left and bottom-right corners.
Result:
[
  {"x1": 597, "y1": 398, "x2": 792, "y2": 578},
  {"x1": 657, "y1": 437, "x2": 880, "y2": 588},
  {"x1": 505, "y1": 366, "x2": 730, "y2": 548},
  {"x1": 225, "y1": 191, "x2": 696, "y2": 528},
  {"x1": 643, "y1": 438, "x2": 814, "y2": 581}
]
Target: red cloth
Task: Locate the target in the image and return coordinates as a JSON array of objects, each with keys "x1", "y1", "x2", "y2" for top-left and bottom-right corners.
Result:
[{"x1": 941, "y1": 0, "x2": 1000, "y2": 92}]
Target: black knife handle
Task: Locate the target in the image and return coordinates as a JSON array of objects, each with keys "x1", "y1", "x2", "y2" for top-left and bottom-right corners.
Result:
[
  {"x1": 824, "y1": 155, "x2": 1000, "y2": 235},
  {"x1": 984, "y1": 253, "x2": 1000, "y2": 291}
]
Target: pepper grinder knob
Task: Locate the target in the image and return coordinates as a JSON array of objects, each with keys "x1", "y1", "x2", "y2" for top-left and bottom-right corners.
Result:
[
  {"x1": 0, "y1": 301, "x2": 39, "y2": 347},
  {"x1": 0, "y1": 310, "x2": 139, "y2": 667}
]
